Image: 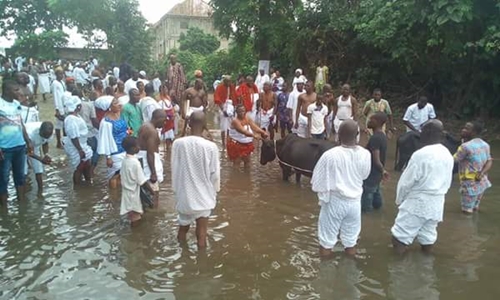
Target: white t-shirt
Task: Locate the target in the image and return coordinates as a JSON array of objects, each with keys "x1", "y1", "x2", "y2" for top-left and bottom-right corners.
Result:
[
  {"x1": 286, "y1": 89, "x2": 305, "y2": 125},
  {"x1": 25, "y1": 122, "x2": 52, "y2": 148},
  {"x1": 140, "y1": 97, "x2": 161, "y2": 123},
  {"x1": 311, "y1": 146, "x2": 371, "y2": 202},
  {"x1": 403, "y1": 103, "x2": 436, "y2": 132},
  {"x1": 307, "y1": 103, "x2": 328, "y2": 134},
  {"x1": 64, "y1": 114, "x2": 89, "y2": 147},
  {"x1": 124, "y1": 79, "x2": 139, "y2": 94},
  {"x1": 255, "y1": 74, "x2": 270, "y2": 92}
]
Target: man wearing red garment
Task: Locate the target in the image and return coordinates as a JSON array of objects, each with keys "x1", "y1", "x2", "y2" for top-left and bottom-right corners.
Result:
[
  {"x1": 236, "y1": 76, "x2": 259, "y2": 121},
  {"x1": 214, "y1": 75, "x2": 237, "y2": 148}
]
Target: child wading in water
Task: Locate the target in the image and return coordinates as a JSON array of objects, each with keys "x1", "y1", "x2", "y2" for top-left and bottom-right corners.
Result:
[{"x1": 120, "y1": 136, "x2": 154, "y2": 226}]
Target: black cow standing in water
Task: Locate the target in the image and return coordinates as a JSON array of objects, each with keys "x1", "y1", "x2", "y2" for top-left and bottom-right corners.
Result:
[
  {"x1": 395, "y1": 131, "x2": 460, "y2": 172},
  {"x1": 260, "y1": 134, "x2": 336, "y2": 182}
]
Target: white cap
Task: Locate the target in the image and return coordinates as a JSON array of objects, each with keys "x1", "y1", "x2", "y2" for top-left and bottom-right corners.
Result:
[{"x1": 139, "y1": 70, "x2": 146, "y2": 77}]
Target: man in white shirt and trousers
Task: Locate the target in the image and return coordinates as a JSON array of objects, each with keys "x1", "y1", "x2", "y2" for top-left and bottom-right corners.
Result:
[
  {"x1": 391, "y1": 120, "x2": 454, "y2": 254},
  {"x1": 311, "y1": 119, "x2": 371, "y2": 258},
  {"x1": 402, "y1": 96, "x2": 436, "y2": 132},
  {"x1": 171, "y1": 111, "x2": 220, "y2": 249}
]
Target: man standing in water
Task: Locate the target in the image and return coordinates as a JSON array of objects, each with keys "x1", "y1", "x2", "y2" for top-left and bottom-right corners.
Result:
[
  {"x1": 181, "y1": 78, "x2": 208, "y2": 136},
  {"x1": 122, "y1": 88, "x2": 143, "y2": 137},
  {"x1": 332, "y1": 84, "x2": 359, "y2": 141},
  {"x1": 138, "y1": 109, "x2": 167, "y2": 208},
  {"x1": 214, "y1": 75, "x2": 237, "y2": 148},
  {"x1": 363, "y1": 88, "x2": 395, "y2": 136},
  {"x1": 454, "y1": 121, "x2": 493, "y2": 214},
  {"x1": 295, "y1": 81, "x2": 317, "y2": 138},
  {"x1": 311, "y1": 120, "x2": 371, "y2": 258},
  {"x1": 52, "y1": 69, "x2": 66, "y2": 148},
  {"x1": 172, "y1": 111, "x2": 220, "y2": 249},
  {"x1": 0, "y1": 80, "x2": 33, "y2": 205},
  {"x1": 258, "y1": 82, "x2": 276, "y2": 139},
  {"x1": 25, "y1": 121, "x2": 54, "y2": 192},
  {"x1": 361, "y1": 112, "x2": 389, "y2": 212},
  {"x1": 167, "y1": 54, "x2": 187, "y2": 104},
  {"x1": 391, "y1": 120, "x2": 454, "y2": 254},
  {"x1": 286, "y1": 78, "x2": 305, "y2": 133}
]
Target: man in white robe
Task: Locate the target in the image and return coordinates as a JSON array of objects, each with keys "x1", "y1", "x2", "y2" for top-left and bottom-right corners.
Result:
[
  {"x1": 311, "y1": 120, "x2": 371, "y2": 258},
  {"x1": 391, "y1": 120, "x2": 454, "y2": 254},
  {"x1": 286, "y1": 79, "x2": 305, "y2": 133},
  {"x1": 171, "y1": 111, "x2": 220, "y2": 249},
  {"x1": 51, "y1": 69, "x2": 66, "y2": 148},
  {"x1": 254, "y1": 69, "x2": 270, "y2": 93},
  {"x1": 63, "y1": 96, "x2": 93, "y2": 185}
]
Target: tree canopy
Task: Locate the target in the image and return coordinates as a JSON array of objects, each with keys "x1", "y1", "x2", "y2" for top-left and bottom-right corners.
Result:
[
  {"x1": 209, "y1": 0, "x2": 500, "y2": 118},
  {"x1": 179, "y1": 27, "x2": 221, "y2": 56},
  {"x1": 1, "y1": 0, "x2": 152, "y2": 70}
]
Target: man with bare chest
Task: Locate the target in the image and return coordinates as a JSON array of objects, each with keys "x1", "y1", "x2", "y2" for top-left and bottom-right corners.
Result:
[
  {"x1": 295, "y1": 81, "x2": 317, "y2": 138},
  {"x1": 182, "y1": 79, "x2": 208, "y2": 136},
  {"x1": 138, "y1": 109, "x2": 167, "y2": 208},
  {"x1": 182, "y1": 79, "x2": 207, "y2": 119},
  {"x1": 258, "y1": 82, "x2": 276, "y2": 139}
]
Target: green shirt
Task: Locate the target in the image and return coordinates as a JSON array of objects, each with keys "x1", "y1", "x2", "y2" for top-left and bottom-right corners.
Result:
[
  {"x1": 363, "y1": 99, "x2": 392, "y2": 126},
  {"x1": 122, "y1": 103, "x2": 143, "y2": 137}
]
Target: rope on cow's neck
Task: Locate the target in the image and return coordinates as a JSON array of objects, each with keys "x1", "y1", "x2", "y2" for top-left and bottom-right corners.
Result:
[{"x1": 270, "y1": 139, "x2": 314, "y2": 173}]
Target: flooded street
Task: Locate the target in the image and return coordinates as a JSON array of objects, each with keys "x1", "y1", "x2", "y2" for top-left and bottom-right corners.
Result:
[{"x1": 1, "y1": 100, "x2": 500, "y2": 300}]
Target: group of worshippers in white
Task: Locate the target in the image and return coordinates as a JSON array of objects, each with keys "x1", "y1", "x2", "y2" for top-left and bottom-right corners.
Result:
[
  {"x1": 3, "y1": 59, "x2": 220, "y2": 248},
  {"x1": 5, "y1": 57, "x2": 490, "y2": 254}
]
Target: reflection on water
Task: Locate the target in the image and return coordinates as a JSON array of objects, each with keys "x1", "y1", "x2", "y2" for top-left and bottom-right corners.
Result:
[
  {"x1": 1, "y1": 103, "x2": 500, "y2": 299},
  {"x1": 388, "y1": 253, "x2": 439, "y2": 300}
]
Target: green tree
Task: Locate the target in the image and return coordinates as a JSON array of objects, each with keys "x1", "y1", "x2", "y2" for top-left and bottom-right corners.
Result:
[
  {"x1": 179, "y1": 27, "x2": 221, "y2": 56},
  {"x1": 10, "y1": 30, "x2": 68, "y2": 60},
  {"x1": 2, "y1": 0, "x2": 152, "y2": 69},
  {"x1": 0, "y1": 0, "x2": 66, "y2": 36},
  {"x1": 210, "y1": 0, "x2": 301, "y2": 60}
]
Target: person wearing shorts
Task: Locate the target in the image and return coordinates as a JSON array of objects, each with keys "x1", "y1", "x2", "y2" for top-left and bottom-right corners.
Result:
[{"x1": 171, "y1": 112, "x2": 220, "y2": 249}]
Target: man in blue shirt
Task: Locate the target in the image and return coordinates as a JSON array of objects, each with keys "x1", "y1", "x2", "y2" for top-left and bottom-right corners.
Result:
[{"x1": 0, "y1": 80, "x2": 32, "y2": 205}]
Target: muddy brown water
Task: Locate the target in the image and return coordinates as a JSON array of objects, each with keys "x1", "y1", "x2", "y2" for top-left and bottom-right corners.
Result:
[{"x1": 1, "y1": 99, "x2": 500, "y2": 299}]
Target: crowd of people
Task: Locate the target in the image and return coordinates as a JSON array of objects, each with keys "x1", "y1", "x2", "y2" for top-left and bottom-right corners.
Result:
[{"x1": 0, "y1": 52, "x2": 494, "y2": 254}]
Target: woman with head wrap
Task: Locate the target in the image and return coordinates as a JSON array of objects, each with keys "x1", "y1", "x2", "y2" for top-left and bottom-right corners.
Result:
[
  {"x1": 292, "y1": 69, "x2": 307, "y2": 91},
  {"x1": 97, "y1": 97, "x2": 129, "y2": 188},
  {"x1": 63, "y1": 96, "x2": 93, "y2": 185}
]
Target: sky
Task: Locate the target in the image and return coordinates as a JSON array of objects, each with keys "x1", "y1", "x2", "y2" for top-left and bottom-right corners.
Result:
[{"x1": 0, "y1": 0, "x2": 183, "y2": 48}]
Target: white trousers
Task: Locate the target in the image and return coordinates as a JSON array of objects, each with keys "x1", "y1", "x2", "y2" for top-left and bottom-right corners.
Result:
[
  {"x1": 318, "y1": 196, "x2": 361, "y2": 249},
  {"x1": 391, "y1": 209, "x2": 439, "y2": 246}
]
